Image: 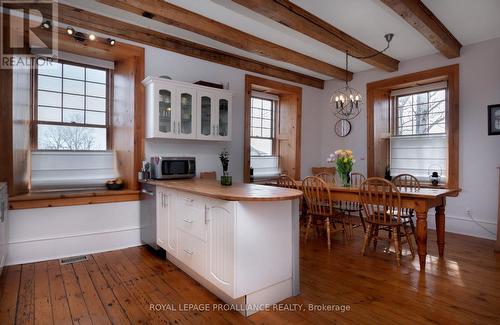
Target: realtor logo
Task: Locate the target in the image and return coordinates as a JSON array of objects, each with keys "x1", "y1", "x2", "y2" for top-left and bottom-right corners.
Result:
[{"x1": 1, "y1": 0, "x2": 58, "y2": 69}]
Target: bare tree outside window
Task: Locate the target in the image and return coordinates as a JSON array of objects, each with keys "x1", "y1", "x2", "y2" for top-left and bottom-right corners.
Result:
[{"x1": 395, "y1": 89, "x2": 446, "y2": 136}]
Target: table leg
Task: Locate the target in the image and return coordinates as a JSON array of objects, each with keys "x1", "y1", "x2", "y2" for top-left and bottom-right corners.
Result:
[
  {"x1": 416, "y1": 211, "x2": 428, "y2": 271},
  {"x1": 435, "y1": 205, "x2": 445, "y2": 257}
]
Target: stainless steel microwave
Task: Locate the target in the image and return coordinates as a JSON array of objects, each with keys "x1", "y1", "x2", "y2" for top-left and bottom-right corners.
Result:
[{"x1": 150, "y1": 157, "x2": 196, "y2": 179}]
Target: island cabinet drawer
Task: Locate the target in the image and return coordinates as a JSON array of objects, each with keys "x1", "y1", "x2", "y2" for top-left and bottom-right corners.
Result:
[
  {"x1": 178, "y1": 230, "x2": 206, "y2": 277},
  {"x1": 175, "y1": 193, "x2": 207, "y2": 241}
]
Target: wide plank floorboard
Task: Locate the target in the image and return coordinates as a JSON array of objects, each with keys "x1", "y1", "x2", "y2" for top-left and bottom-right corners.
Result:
[{"x1": 1, "y1": 229, "x2": 499, "y2": 325}]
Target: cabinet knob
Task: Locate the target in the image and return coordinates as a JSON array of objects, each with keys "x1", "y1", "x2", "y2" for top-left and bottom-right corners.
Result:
[{"x1": 183, "y1": 218, "x2": 193, "y2": 224}]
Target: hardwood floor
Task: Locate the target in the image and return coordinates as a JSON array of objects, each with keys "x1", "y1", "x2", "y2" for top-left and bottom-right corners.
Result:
[{"x1": 1, "y1": 228, "x2": 499, "y2": 324}]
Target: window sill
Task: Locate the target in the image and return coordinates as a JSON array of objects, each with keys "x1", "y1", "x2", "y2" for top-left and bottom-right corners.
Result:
[{"x1": 8, "y1": 189, "x2": 140, "y2": 210}]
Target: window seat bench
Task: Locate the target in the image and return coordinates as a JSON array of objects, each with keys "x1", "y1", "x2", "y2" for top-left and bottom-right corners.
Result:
[{"x1": 9, "y1": 189, "x2": 140, "y2": 210}]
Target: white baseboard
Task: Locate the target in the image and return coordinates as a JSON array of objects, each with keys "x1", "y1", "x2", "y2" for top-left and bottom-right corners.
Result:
[{"x1": 427, "y1": 214, "x2": 497, "y2": 240}]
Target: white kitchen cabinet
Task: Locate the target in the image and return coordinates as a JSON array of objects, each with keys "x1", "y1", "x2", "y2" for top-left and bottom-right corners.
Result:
[
  {"x1": 206, "y1": 199, "x2": 235, "y2": 296},
  {"x1": 197, "y1": 92, "x2": 232, "y2": 141},
  {"x1": 156, "y1": 187, "x2": 177, "y2": 256},
  {"x1": 143, "y1": 77, "x2": 231, "y2": 141},
  {"x1": 155, "y1": 186, "x2": 294, "y2": 314}
]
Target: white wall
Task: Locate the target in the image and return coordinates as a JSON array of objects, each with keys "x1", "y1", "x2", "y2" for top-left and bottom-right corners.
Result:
[
  {"x1": 320, "y1": 37, "x2": 500, "y2": 240},
  {"x1": 7, "y1": 42, "x2": 324, "y2": 265},
  {"x1": 143, "y1": 45, "x2": 324, "y2": 181}
]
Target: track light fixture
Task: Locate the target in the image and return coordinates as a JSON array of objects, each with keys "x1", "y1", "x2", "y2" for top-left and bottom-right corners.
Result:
[
  {"x1": 65, "y1": 26, "x2": 114, "y2": 46},
  {"x1": 41, "y1": 20, "x2": 51, "y2": 29}
]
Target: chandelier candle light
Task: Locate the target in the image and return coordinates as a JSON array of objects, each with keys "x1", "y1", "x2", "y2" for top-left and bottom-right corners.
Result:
[
  {"x1": 328, "y1": 150, "x2": 355, "y2": 187},
  {"x1": 330, "y1": 33, "x2": 394, "y2": 120}
]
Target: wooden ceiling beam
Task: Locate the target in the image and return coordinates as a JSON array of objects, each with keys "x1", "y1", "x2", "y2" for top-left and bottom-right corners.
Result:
[
  {"x1": 34, "y1": 3, "x2": 324, "y2": 89},
  {"x1": 380, "y1": 0, "x2": 462, "y2": 58},
  {"x1": 231, "y1": 0, "x2": 400, "y2": 72},
  {"x1": 95, "y1": 0, "x2": 351, "y2": 81}
]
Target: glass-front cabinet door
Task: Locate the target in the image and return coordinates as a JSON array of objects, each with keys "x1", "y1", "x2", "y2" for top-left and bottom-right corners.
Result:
[
  {"x1": 156, "y1": 84, "x2": 175, "y2": 137},
  {"x1": 197, "y1": 92, "x2": 216, "y2": 139},
  {"x1": 177, "y1": 88, "x2": 196, "y2": 139},
  {"x1": 217, "y1": 95, "x2": 231, "y2": 140}
]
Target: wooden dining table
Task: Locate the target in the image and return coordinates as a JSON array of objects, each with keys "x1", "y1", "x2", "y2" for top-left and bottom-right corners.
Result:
[{"x1": 294, "y1": 181, "x2": 461, "y2": 271}]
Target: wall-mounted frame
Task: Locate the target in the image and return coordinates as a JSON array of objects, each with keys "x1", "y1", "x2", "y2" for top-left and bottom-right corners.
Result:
[{"x1": 488, "y1": 104, "x2": 500, "y2": 135}]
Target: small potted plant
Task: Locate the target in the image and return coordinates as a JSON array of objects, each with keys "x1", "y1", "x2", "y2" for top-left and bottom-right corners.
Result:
[{"x1": 219, "y1": 149, "x2": 232, "y2": 186}]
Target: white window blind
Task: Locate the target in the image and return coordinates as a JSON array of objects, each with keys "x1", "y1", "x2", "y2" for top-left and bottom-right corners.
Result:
[
  {"x1": 390, "y1": 135, "x2": 448, "y2": 182},
  {"x1": 250, "y1": 156, "x2": 281, "y2": 180},
  {"x1": 31, "y1": 151, "x2": 116, "y2": 190}
]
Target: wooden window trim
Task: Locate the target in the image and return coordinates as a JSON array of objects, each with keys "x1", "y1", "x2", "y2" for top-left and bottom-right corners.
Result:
[
  {"x1": 367, "y1": 64, "x2": 460, "y2": 190},
  {"x1": 244, "y1": 75, "x2": 302, "y2": 182},
  {"x1": 1, "y1": 27, "x2": 145, "y2": 208},
  {"x1": 31, "y1": 59, "x2": 113, "y2": 151}
]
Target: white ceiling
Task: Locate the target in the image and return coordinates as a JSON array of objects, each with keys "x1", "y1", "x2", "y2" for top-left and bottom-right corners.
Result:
[{"x1": 60, "y1": 0, "x2": 500, "y2": 80}]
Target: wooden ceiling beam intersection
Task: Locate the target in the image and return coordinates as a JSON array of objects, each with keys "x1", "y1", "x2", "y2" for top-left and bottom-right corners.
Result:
[
  {"x1": 231, "y1": 0, "x2": 400, "y2": 72},
  {"x1": 95, "y1": 0, "x2": 351, "y2": 81}
]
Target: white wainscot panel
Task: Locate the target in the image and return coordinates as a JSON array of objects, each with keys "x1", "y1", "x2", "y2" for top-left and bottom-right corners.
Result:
[{"x1": 7, "y1": 201, "x2": 141, "y2": 265}]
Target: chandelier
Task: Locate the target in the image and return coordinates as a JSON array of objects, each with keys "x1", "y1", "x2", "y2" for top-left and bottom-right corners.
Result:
[{"x1": 330, "y1": 34, "x2": 394, "y2": 120}]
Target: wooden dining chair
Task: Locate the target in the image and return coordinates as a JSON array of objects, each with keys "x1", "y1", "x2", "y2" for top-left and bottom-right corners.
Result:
[
  {"x1": 314, "y1": 171, "x2": 336, "y2": 184},
  {"x1": 302, "y1": 176, "x2": 348, "y2": 250},
  {"x1": 392, "y1": 174, "x2": 420, "y2": 235},
  {"x1": 276, "y1": 174, "x2": 297, "y2": 189},
  {"x1": 336, "y1": 172, "x2": 367, "y2": 233},
  {"x1": 200, "y1": 171, "x2": 217, "y2": 180},
  {"x1": 359, "y1": 177, "x2": 415, "y2": 265}
]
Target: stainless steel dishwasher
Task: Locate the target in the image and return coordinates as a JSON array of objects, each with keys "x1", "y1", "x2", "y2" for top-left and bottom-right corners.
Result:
[{"x1": 140, "y1": 183, "x2": 159, "y2": 250}]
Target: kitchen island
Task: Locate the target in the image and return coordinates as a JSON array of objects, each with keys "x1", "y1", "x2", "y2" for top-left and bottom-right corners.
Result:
[{"x1": 141, "y1": 179, "x2": 302, "y2": 316}]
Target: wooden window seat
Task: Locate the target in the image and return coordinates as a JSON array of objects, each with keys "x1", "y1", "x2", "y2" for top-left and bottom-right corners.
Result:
[{"x1": 8, "y1": 189, "x2": 140, "y2": 210}]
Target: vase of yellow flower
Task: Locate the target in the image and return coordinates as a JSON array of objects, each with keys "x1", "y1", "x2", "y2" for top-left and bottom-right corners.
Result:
[{"x1": 327, "y1": 149, "x2": 355, "y2": 187}]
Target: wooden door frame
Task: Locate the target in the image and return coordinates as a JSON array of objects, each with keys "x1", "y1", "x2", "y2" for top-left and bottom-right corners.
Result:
[
  {"x1": 366, "y1": 64, "x2": 459, "y2": 189},
  {"x1": 244, "y1": 75, "x2": 302, "y2": 182}
]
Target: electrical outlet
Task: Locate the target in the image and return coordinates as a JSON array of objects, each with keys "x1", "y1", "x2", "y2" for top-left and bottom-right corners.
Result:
[{"x1": 466, "y1": 209, "x2": 472, "y2": 218}]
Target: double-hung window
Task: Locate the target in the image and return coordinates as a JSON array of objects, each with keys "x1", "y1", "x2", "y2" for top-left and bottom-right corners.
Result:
[
  {"x1": 390, "y1": 81, "x2": 448, "y2": 183},
  {"x1": 250, "y1": 93, "x2": 281, "y2": 179},
  {"x1": 34, "y1": 61, "x2": 111, "y2": 150},
  {"x1": 250, "y1": 96, "x2": 275, "y2": 156}
]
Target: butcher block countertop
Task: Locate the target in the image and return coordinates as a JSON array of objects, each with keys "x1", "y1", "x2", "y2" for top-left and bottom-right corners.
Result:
[{"x1": 142, "y1": 179, "x2": 303, "y2": 202}]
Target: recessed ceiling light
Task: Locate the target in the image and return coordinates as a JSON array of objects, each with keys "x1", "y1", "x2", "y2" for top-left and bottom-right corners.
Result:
[
  {"x1": 66, "y1": 26, "x2": 75, "y2": 35},
  {"x1": 88, "y1": 33, "x2": 96, "y2": 41},
  {"x1": 107, "y1": 38, "x2": 116, "y2": 46}
]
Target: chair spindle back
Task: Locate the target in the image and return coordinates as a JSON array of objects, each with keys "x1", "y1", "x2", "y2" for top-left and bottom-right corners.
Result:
[
  {"x1": 276, "y1": 174, "x2": 297, "y2": 189},
  {"x1": 302, "y1": 176, "x2": 334, "y2": 217},
  {"x1": 359, "y1": 177, "x2": 402, "y2": 225},
  {"x1": 392, "y1": 174, "x2": 420, "y2": 191},
  {"x1": 314, "y1": 172, "x2": 336, "y2": 184}
]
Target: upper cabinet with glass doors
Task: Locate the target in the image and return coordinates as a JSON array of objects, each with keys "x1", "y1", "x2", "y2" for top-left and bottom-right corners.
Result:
[{"x1": 143, "y1": 77, "x2": 231, "y2": 141}]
